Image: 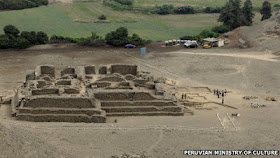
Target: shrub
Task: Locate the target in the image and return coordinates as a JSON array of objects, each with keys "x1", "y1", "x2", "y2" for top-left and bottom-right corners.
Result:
[
  {"x1": 128, "y1": 33, "x2": 145, "y2": 46},
  {"x1": 203, "y1": 7, "x2": 221, "y2": 13},
  {"x1": 4, "y1": 25, "x2": 20, "y2": 37},
  {"x1": 20, "y1": 31, "x2": 37, "y2": 45},
  {"x1": 174, "y1": 6, "x2": 195, "y2": 14},
  {"x1": 180, "y1": 35, "x2": 201, "y2": 41},
  {"x1": 14, "y1": 37, "x2": 31, "y2": 49},
  {"x1": 98, "y1": 14, "x2": 107, "y2": 20},
  {"x1": 37, "y1": 31, "x2": 49, "y2": 44},
  {"x1": 155, "y1": 4, "x2": 174, "y2": 15},
  {"x1": 199, "y1": 30, "x2": 219, "y2": 38},
  {"x1": 79, "y1": 39, "x2": 106, "y2": 47},
  {"x1": 49, "y1": 35, "x2": 77, "y2": 44},
  {"x1": 0, "y1": 35, "x2": 10, "y2": 49},
  {"x1": 274, "y1": 4, "x2": 280, "y2": 8},
  {"x1": 103, "y1": 0, "x2": 133, "y2": 11},
  {"x1": 105, "y1": 27, "x2": 129, "y2": 46},
  {"x1": 0, "y1": 0, "x2": 48, "y2": 10},
  {"x1": 78, "y1": 32, "x2": 106, "y2": 47},
  {"x1": 113, "y1": 0, "x2": 133, "y2": 6},
  {"x1": 211, "y1": 25, "x2": 230, "y2": 33}
]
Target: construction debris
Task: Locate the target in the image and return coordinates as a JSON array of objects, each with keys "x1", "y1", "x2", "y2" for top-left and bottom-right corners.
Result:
[{"x1": 251, "y1": 102, "x2": 266, "y2": 108}]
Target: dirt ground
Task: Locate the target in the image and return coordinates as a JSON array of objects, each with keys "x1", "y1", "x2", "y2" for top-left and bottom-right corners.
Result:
[{"x1": 0, "y1": 45, "x2": 279, "y2": 158}]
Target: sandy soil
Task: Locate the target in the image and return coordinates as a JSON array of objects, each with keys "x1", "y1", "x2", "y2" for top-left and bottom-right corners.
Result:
[{"x1": 0, "y1": 46, "x2": 279, "y2": 158}]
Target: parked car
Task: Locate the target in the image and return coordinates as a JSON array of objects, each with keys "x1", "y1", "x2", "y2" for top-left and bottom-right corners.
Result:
[
  {"x1": 124, "y1": 44, "x2": 136, "y2": 48},
  {"x1": 184, "y1": 40, "x2": 198, "y2": 48},
  {"x1": 203, "y1": 44, "x2": 212, "y2": 49}
]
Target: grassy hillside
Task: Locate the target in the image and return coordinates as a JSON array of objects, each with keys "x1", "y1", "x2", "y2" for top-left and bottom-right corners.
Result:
[
  {"x1": 0, "y1": 1, "x2": 221, "y2": 41},
  {"x1": 0, "y1": 0, "x2": 270, "y2": 41}
]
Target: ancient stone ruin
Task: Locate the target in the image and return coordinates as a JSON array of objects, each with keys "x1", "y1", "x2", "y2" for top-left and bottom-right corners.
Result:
[{"x1": 12, "y1": 64, "x2": 183, "y2": 123}]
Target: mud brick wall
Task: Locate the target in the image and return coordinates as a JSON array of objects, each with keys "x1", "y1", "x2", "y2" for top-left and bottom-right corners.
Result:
[
  {"x1": 94, "y1": 92, "x2": 155, "y2": 100},
  {"x1": 23, "y1": 97, "x2": 96, "y2": 108},
  {"x1": 102, "y1": 106, "x2": 182, "y2": 113},
  {"x1": 101, "y1": 101, "x2": 177, "y2": 107},
  {"x1": 94, "y1": 92, "x2": 132, "y2": 100},
  {"x1": 32, "y1": 89, "x2": 59, "y2": 95},
  {"x1": 118, "y1": 82, "x2": 130, "y2": 86},
  {"x1": 85, "y1": 66, "x2": 96, "y2": 74},
  {"x1": 56, "y1": 80, "x2": 71, "y2": 85},
  {"x1": 97, "y1": 76, "x2": 125, "y2": 82},
  {"x1": 40, "y1": 66, "x2": 55, "y2": 77},
  {"x1": 61, "y1": 68, "x2": 75, "y2": 77},
  {"x1": 17, "y1": 114, "x2": 106, "y2": 123},
  {"x1": 92, "y1": 82, "x2": 111, "y2": 88},
  {"x1": 111, "y1": 65, "x2": 137, "y2": 76},
  {"x1": 64, "y1": 88, "x2": 80, "y2": 94},
  {"x1": 37, "y1": 80, "x2": 47, "y2": 88},
  {"x1": 133, "y1": 92, "x2": 155, "y2": 100},
  {"x1": 99, "y1": 66, "x2": 107, "y2": 74},
  {"x1": 26, "y1": 71, "x2": 35, "y2": 81},
  {"x1": 19, "y1": 108, "x2": 102, "y2": 116},
  {"x1": 134, "y1": 79, "x2": 148, "y2": 85}
]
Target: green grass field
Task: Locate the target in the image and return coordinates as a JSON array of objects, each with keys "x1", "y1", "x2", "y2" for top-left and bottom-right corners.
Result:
[
  {"x1": 134, "y1": 0, "x2": 280, "y2": 9},
  {"x1": 0, "y1": 0, "x2": 273, "y2": 41}
]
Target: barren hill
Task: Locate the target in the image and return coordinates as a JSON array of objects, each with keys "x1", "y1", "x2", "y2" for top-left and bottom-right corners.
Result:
[{"x1": 228, "y1": 11, "x2": 280, "y2": 52}]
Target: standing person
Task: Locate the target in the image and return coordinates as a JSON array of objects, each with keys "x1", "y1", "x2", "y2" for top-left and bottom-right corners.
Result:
[
  {"x1": 225, "y1": 89, "x2": 227, "y2": 96},
  {"x1": 181, "y1": 93, "x2": 184, "y2": 100},
  {"x1": 222, "y1": 90, "x2": 224, "y2": 98},
  {"x1": 217, "y1": 92, "x2": 220, "y2": 98},
  {"x1": 222, "y1": 98, "x2": 224, "y2": 104},
  {"x1": 213, "y1": 89, "x2": 216, "y2": 95},
  {"x1": 184, "y1": 93, "x2": 187, "y2": 100}
]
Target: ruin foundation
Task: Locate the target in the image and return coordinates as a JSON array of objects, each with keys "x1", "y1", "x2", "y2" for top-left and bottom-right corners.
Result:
[{"x1": 12, "y1": 65, "x2": 183, "y2": 123}]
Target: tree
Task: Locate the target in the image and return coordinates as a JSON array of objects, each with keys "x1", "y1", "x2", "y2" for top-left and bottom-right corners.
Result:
[
  {"x1": 218, "y1": 0, "x2": 248, "y2": 30},
  {"x1": 105, "y1": 27, "x2": 129, "y2": 46},
  {"x1": 231, "y1": 0, "x2": 243, "y2": 29},
  {"x1": 3, "y1": 25, "x2": 20, "y2": 37},
  {"x1": 37, "y1": 31, "x2": 48, "y2": 44},
  {"x1": 218, "y1": 0, "x2": 235, "y2": 29},
  {"x1": 242, "y1": 0, "x2": 254, "y2": 25},
  {"x1": 260, "y1": 1, "x2": 272, "y2": 21}
]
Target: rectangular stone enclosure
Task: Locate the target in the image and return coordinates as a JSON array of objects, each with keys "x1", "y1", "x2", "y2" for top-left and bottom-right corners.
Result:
[{"x1": 111, "y1": 65, "x2": 137, "y2": 76}]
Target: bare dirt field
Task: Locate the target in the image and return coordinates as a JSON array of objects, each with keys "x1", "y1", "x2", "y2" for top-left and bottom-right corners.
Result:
[{"x1": 0, "y1": 45, "x2": 279, "y2": 158}]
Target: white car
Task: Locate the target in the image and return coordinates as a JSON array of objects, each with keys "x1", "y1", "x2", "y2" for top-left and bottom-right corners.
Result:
[{"x1": 184, "y1": 40, "x2": 198, "y2": 48}]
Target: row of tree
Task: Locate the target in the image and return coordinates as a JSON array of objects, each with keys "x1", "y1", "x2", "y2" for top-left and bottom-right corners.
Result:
[
  {"x1": 0, "y1": 25, "x2": 147, "y2": 49},
  {"x1": 0, "y1": 0, "x2": 48, "y2": 10},
  {"x1": 0, "y1": 25, "x2": 48, "y2": 49},
  {"x1": 218, "y1": 0, "x2": 272, "y2": 30}
]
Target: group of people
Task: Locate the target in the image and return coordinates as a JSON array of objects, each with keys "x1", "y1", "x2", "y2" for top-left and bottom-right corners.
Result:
[
  {"x1": 213, "y1": 89, "x2": 227, "y2": 104},
  {"x1": 181, "y1": 93, "x2": 187, "y2": 100}
]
